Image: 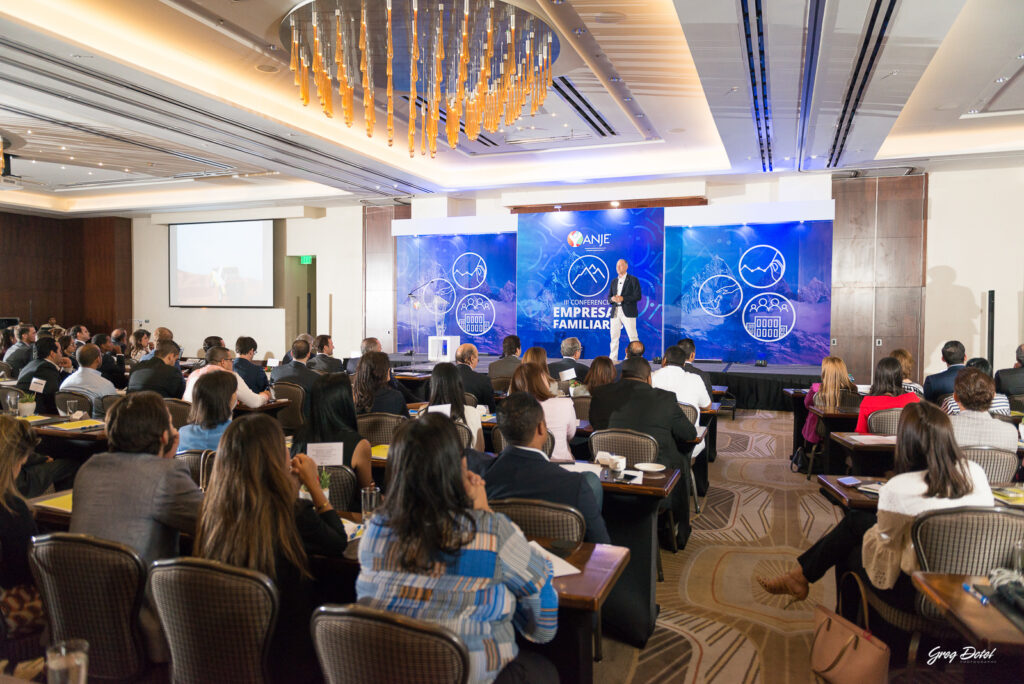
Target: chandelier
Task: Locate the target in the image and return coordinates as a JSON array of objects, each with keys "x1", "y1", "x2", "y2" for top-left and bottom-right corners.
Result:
[{"x1": 280, "y1": 0, "x2": 561, "y2": 158}]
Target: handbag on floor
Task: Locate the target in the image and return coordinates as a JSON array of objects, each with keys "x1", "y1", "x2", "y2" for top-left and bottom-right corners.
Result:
[{"x1": 809, "y1": 571, "x2": 889, "y2": 684}]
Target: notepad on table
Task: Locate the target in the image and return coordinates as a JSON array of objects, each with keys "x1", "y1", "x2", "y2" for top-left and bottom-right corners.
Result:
[
  {"x1": 341, "y1": 518, "x2": 364, "y2": 541},
  {"x1": 849, "y1": 434, "x2": 897, "y2": 446},
  {"x1": 371, "y1": 444, "x2": 389, "y2": 460},
  {"x1": 993, "y1": 487, "x2": 1024, "y2": 506},
  {"x1": 528, "y1": 541, "x2": 580, "y2": 577},
  {"x1": 37, "y1": 492, "x2": 73, "y2": 513},
  {"x1": 50, "y1": 419, "x2": 104, "y2": 431},
  {"x1": 857, "y1": 482, "x2": 883, "y2": 495},
  {"x1": 560, "y1": 462, "x2": 603, "y2": 476}
]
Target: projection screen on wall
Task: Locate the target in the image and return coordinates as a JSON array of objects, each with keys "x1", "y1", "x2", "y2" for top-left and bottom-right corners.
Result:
[{"x1": 168, "y1": 220, "x2": 274, "y2": 307}]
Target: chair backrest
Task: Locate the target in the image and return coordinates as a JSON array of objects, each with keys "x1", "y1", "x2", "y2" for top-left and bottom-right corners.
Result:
[
  {"x1": 490, "y1": 498, "x2": 586, "y2": 543},
  {"x1": 272, "y1": 382, "x2": 306, "y2": 432},
  {"x1": 29, "y1": 533, "x2": 148, "y2": 681},
  {"x1": 164, "y1": 398, "x2": 192, "y2": 430},
  {"x1": 588, "y1": 428, "x2": 659, "y2": 468},
  {"x1": 491, "y1": 377, "x2": 511, "y2": 393},
  {"x1": 960, "y1": 446, "x2": 1018, "y2": 483},
  {"x1": 462, "y1": 392, "x2": 477, "y2": 407},
  {"x1": 201, "y1": 450, "x2": 216, "y2": 491},
  {"x1": 678, "y1": 402, "x2": 699, "y2": 426},
  {"x1": 0, "y1": 360, "x2": 12, "y2": 377},
  {"x1": 866, "y1": 407, "x2": 902, "y2": 435},
  {"x1": 572, "y1": 396, "x2": 591, "y2": 421},
  {"x1": 101, "y1": 393, "x2": 121, "y2": 413},
  {"x1": 55, "y1": 390, "x2": 93, "y2": 416},
  {"x1": 543, "y1": 429, "x2": 555, "y2": 458},
  {"x1": 838, "y1": 389, "x2": 863, "y2": 409},
  {"x1": 356, "y1": 412, "x2": 408, "y2": 446},
  {"x1": 149, "y1": 558, "x2": 278, "y2": 684},
  {"x1": 0, "y1": 386, "x2": 25, "y2": 407},
  {"x1": 491, "y1": 428, "x2": 554, "y2": 458},
  {"x1": 454, "y1": 422, "x2": 474, "y2": 450},
  {"x1": 322, "y1": 464, "x2": 358, "y2": 511},
  {"x1": 175, "y1": 450, "x2": 207, "y2": 488},
  {"x1": 312, "y1": 604, "x2": 469, "y2": 684},
  {"x1": 1009, "y1": 393, "x2": 1024, "y2": 412}
]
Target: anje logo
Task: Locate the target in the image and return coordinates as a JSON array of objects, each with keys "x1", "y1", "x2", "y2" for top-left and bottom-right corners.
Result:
[
  {"x1": 567, "y1": 231, "x2": 612, "y2": 248},
  {"x1": 567, "y1": 231, "x2": 584, "y2": 247}
]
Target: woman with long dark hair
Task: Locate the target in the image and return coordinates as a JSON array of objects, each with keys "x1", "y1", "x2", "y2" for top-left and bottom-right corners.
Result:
[
  {"x1": 196, "y1": 413, "x2": 347, "y2": 684},
  {"x1": 855, "y1": 356, "x2": 920, "y2": 433},
  {"x1": 574, "y1": 356, "x2": 615, "y2": 398},
  {"x1": 357, "y1": 414, "x2": 558, "y2": 683},
  {"x1": 509, "y1": 362, "x2": 576, "y2": 461},
  {"x1": 759, "y1": 402, "x2": 993, "y2": 607},
  {"x1": 426, "y1": 362, "x2": 485, "y2": 450},
  {"x1": 0, "y1": 327, "x2": 15, "y2": 359},
  {"x1": 292, "y1": 373, "x2": 374, "y2": 488},
  {"x1": 129, "y1": 329, "x2": 151, "y2": 362},
  {"x1": 353, "y1": 351, "x2": 405, "y2": 416},
  {"x1": 177, "y1": 370, "x2": 236, "y2": 452}
]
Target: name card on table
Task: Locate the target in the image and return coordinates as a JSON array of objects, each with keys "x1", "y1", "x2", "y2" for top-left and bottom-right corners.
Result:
[
  {"x1": 528, "y1": 541, "x2": 580, "y2": 577},
  {"x1": 426, "y1": 404, "x2": 451, "y2": 417},
  {"x1": 29, "y1": 377, "x2": 46, "y2": 393},
  {"x1": 559, "y1": 368, "x2": 576, "y2": 381},
  {"x1": 306, "y1": 442, "x2": 345, "y2": 467},
  {"x1": 266, "y1": 358, "x2": 280, "y2": 368}
]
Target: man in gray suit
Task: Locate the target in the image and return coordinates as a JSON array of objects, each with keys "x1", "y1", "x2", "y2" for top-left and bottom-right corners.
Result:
[
  {"x1": 2, "y1": 324, "x2": 35, "y2": 375},
  {"x1": 487, "y1": 335, "x2": 522, "y2": 382},
  {"x1": 271, "y1": 338, "x2": 320, "y2": 416},
  {"x1": 70, "y1": 391, "x2": 202, "y2": 661},
  {"x1": 308, "y1": 334, "x2": 344, "y2": 373},
  {"x1": 949, "y1": 367, "x2": 1019, "y2": 453}
]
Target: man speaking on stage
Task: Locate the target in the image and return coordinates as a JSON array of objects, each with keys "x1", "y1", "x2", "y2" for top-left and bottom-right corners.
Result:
[{"x1": 608, "y1": 258, "x2": 642, "y2": 360}]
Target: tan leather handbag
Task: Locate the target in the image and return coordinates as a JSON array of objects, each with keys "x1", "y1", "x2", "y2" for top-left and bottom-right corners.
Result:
[{"x1": 809, "y1": 572, "x2": 890, "y2": 684}]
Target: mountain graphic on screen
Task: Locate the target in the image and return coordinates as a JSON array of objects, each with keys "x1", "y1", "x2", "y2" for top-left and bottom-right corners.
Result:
[
  {"x1": 740, "y1": 256, "x2": 783, "y2": 276},
  {"x1": 571, "y1": 264, "x2": 606, "y2": 287},
  {"x1": 453, "y1": 263, "x2": 485, "y2": 280}
]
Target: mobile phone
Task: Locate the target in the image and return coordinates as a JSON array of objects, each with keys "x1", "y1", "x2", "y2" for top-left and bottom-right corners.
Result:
[{"x1": 837, "y1": 476, "x2": 861, "y2": 486}]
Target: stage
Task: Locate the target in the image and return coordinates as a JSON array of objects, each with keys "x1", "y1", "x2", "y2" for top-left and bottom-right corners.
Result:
[{"x1": 387, "y1": 355, "x2": 819, "y2": 411}]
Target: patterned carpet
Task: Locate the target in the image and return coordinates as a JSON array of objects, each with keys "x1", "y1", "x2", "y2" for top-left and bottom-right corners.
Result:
[{"x1": 595, "y1": 409, "x2": 840, "y2": 684}]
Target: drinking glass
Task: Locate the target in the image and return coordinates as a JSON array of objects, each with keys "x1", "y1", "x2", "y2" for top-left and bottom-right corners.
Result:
[
  {"x1": 5, "y1": 393, "x2": 17, "y2": 416},
  {"x1": 1013, "y1": 539, "x2": 1024, "y2": 573},
  {"x1": 361, "y1": 486, "x2": 381, "y2": 522},
  {"x1": 66, "y1": 400, "x2": 78, "y2": 416},
  {"x1": 47, "y1": 639, "x2": 88, "y2": 684}
]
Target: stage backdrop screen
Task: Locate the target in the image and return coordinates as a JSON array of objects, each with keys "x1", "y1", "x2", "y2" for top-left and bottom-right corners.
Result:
[
  {"x1": 516, "y1": 208, "x2": 664, "y2": 358},
  {"x1": 396, "y1": 233, "x2": 516, "y2": 355},
  {"x1": 169, "y1": 220, "x2": 274, "y2": 307},
  {"x1": 663, "y1": 220, "x2": 832, "y2": 364}
]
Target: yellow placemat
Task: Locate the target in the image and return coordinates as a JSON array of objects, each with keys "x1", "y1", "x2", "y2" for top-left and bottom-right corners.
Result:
[
  {"x1": 50, "y1": 419, "x2": 104, "y2": 431},
  {"x1": 37, "y1": 492, "x2": 73, "y2": 512},
  {"x1": 18, "y1": 415, "x2": 52, "y2": 424},
  {"x1": 371, "y1": 445, "x2": 389, "y2": 460}
]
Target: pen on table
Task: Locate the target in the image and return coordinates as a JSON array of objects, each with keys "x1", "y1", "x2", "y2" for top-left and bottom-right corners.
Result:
[{"x1": 962, "y1": 583, "x2": 989, "y2": 606}]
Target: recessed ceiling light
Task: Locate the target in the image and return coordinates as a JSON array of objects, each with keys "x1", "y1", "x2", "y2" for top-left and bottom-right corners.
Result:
[
  {"x1": 26, "y1": 129, "x2": 31, "y2": 134},
  {"x1": 31, "y1": 160, "x2": 35, "y2": 164},
  {"x1": 783, "y1": 156, "x2": 791, "y2": 160},
  {"x1": 573, "y1": 28, "x2": 586, "y2": 36},
  {"x1": 610, "y1": 201, "x2": 620, "y2": 207},
  {"x1": 256, "y1": 64, "x2": 280, "y2": 73},
  {"x1": 60, "y1": 146, "x2": 66, "y2": 150},
  {"x1": 88, "y1": 172, "x2": 92, "y2": 175},
  {"x1": 98, "y1": 162, "x2": 103, "y2": 166},
  {"x1": 563, "y1": 123, "x2": 568, "y2": 127},
  {"x1": 609, "y1": 77, "x2": 621, "y2": 83},
  {"x1": 636, "y1": 113, "x2": 645, "y2": 118},
  {"x1": 968, "y1": 109, "x2": 979, "y2": 114},
  {"x1": 69, "y1": 156, "x2": 74, "y2": 160},
  {"x1": 1018, "y1": 54, "x2": 1024, "y2": 59},
  {"x1": 810, "y1": 154, "x2": 818, "y2": 159},
  {"x1": 60, "y1": 166, "x2": 65, "y2": 169},
  {"x1": 623, "y1": 97, "x2": 632, "y2": 102},
  {"x1": 995, "y1": 77, "x2": 1008, "y2": 84},
  {"x1": 551, "y1": 112, "x2": 557, "y2": 117},
  {"x1": 124, "y1": 168, "x2": 129, "y2": 172}
]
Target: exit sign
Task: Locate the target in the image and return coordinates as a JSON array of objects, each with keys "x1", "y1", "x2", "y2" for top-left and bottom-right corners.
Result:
[{"x1": 300, "y1": 255, "x2": 313, "y2": 265}]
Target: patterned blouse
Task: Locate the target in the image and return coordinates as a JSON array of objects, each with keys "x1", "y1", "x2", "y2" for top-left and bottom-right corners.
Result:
[{"x1": 357, "y1": 509, "x2": 557, "y2": 683}]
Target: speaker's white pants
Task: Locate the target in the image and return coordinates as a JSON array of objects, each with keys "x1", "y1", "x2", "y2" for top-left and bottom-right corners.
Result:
[{"x1": 609, "y1": 308, "x2": 639, "y2": 361}]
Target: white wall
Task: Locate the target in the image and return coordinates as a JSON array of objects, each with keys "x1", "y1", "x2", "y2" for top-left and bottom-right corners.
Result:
[{"x1": 924, "y1": 160, "x2": 1024, "y2": 374}]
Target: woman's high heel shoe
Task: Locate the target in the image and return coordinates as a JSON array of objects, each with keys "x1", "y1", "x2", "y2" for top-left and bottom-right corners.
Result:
[{"x1": 757, "y1": 570, "x2": 810, "y2": 604}]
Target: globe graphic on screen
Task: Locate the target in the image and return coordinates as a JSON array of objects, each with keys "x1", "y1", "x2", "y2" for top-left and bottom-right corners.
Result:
[
  {"x1": 697, "y1": 275, "x2": 743, "y2": 317},
  {"x1": 421, "y1": 278, "x2": 456, "y2": 315},
  {"x1": 456, "y1": 294, "x2": 496, "y2": 336}
]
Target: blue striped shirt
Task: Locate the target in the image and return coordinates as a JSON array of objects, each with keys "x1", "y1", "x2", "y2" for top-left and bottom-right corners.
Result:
[{"x1": 357, "y1": 510, "x2": 557, "y2": 683}]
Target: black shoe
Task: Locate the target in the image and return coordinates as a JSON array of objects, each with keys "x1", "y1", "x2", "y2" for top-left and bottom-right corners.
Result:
[
  {"x1": 675, "y1": 526, "x2": 691, "y2": 550},
  {"x1": 658, "y1": 526, "x2": 678, "y2": 552}
]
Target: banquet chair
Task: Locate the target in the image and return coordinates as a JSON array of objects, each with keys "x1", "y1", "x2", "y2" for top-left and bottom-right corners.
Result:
[
  {"x1": 491, "y1": 377, "x2": 511, "y2": 393},
  {"x1": 29, "y1": 533, "x2": 152, "y2": 682},
  {"x1": 960, "y1": 446, "x2": 1018, "y2": 483},
  {"x1": 490, "y1": 499, "x2": 586, "y2": 543},
  {"x1": 0, "y1": 386, "x2": 25, "y2": 408},
  {"x1": 677, "y1": 403, "x2": 703, "y2": 514},
  {"x1": 491, "y1": 427, "x2": 554, "y2": 458},
  {"x1": 1009, "y1": 394, "x2": 1024, "y2": 412},
  {"x1": 101, "y1": 394, "x2": 122, "y2": 414},
  {"x1": 453, "y1": 422, "x2": 474, "y2": 450},
  {"x1": 462, "y1": 392, "x2": 478, "y2": 407},
  {"x1": 164, "y1": 398, "x2": 191, "y2": 430},
  {"x1": 312, "y1": 604, "x2": 469, "y2": 684},
  {"x1": 572, "y1": 396, "x2": 591, "y2": 422},
  {"x1": 271, "y1": 382, "x2": 306, "y2": 434},
  {"x1": 0, "y1": 541, "x2": 45, "y2": 665},
  {"x1": 321, "y1": 464, "x2": 359, "y2": 511},
  {"x1": 866, "y1": 407, "x2": 902, "y2": 435},
  {"x1": 55, "y1": 390, "x2": 93, "y2": 417},
  {"x1": 838, "y1": 389, "x2": 864, "y2": 410},
  {"x1": 174, "y1": 449, "x2": 209, "y2": 489},
  {"x1": 0, "y1": 360, "x2": 12, "y2": 378},
  {"x1": 150, "y1": 558, "x2": 278, "y2": 684},
  {"x1": 356, "y1": 412, "x2": 408, "y2": 446}
]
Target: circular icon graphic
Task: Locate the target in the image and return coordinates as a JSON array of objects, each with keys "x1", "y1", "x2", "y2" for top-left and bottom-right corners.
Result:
[
  {"x1": 739, "y1": 244, "x2": 786, "y2": 289},
  {"x1": 451, "y1": 252, "x2": 487, "y2": 290},
  {"x1": 697, "y1": 275, "x2": 743, "y2": 317},
  {"x1": 567, "y1": 230, "x2": 584, "y2": 247},
  {"x1": 567, "y1": 255, "x2": 609, "y2": 298},
  {"x1": 455, "y1": 294, "x2": 496, "y2": 336},
  {"x1": 420, "y1": 278, "x2": 456, "y2": 315},
  {"x1": 742, "y1": 292, "x2": 796, "y2": 342}
]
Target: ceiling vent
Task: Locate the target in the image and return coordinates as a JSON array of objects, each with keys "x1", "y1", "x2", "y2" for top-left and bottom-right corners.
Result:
[{"x1": 551, "y1": 77, "x2": 617, "y2": 138}]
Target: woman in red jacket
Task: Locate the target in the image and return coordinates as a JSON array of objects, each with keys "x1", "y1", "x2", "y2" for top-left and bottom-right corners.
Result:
[{"x1": 855, "y1": 356, "x2": 920, "y2": 433}]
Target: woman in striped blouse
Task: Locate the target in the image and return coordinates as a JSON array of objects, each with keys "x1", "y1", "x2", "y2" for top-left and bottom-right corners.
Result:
[{"x1": 357, "y1": 413, "x2": 559, "y2": 684}]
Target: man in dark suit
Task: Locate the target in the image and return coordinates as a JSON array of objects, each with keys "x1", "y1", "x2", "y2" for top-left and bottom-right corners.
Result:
[
  {"x1": 614, "y1": 340, "x2": 644, "y2": 380},
  {"x1": 488, "y1": 335, "x2": 522, "y2": 382},
  {"x1": 548, "y1": 337, "x2": 590, "y2": 382},
  {"x1": 2, "y1": 324, "x2": 35, "y2": 375},
  {"x1": 308, "y1": 334, "x2": 344, "y2": 373},
  {"x1": 455, "y1": 343, "x2": 495, "y2": 411},
  {"x1": 16, "y1": 337, "x2": 72, "y2": 414},
  {"x1": 608, "y1": 258, "x2": 642, "y2": 361},
  {"x1": 995, "y1": 344, "x2": 1024, "y2": 398},
  {"x1": 345, "y1": 337, "x2": 380, "y2": 374},
  {"x1": 280, "y1": 333, "x2": 313, "y2": 365},
  {"x1": 128, "y1": 340, "x2": 185, "y2": 398},
  {"x1": 233, "y1": 336, "x2": 269, "y2": 394},
  {"x1": 677, "y1": 338, "x2": 713, "y2": 398},
  {"x1": 91, "y1": 333, "x2": 128, "y2": 389},
  {"x1": 590, "y1": 357, "x2": 697, "y2": 549},
  {"x1": 485, "y1": 393, "x2": 610, "y2": 544},
  {"x1": 69, "y1": 325, "x2": 91, "y2": 349},
  {"x1": 271, "y1": 339, "x2": 320, "y2": 415},
  {"x1": 923, "y1": 340, "x2": 966, "y2": 403}
]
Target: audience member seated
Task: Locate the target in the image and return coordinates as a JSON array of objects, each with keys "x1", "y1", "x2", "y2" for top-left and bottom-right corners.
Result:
[
  {"x1": 0, "y1": 326, "x2": 15, "y2": 360},
  {"x1": 759, "y1": 402, "x2": 993, "y2": 612},
  {"x1": 802, "y1": 356, "x2": 857, "y2": 450},
  {"x1": 185, "y1": 346, "x2": 270, "y2": 408},
  {"x1": 653, "y1": 346, "x2": 711, "y2": 409},
  {"x1": 521, "y1": 347, "x2": 558, "y2": 395},
  {"x1": 178, "y1": 371, "x2": 236, "y2": 453},
  {"x1": 510, "y1": 363, "x2": 575, "y2": 462},
  {"x1": 232, "y1": 336, "x2": 269, "y2": 394},
  {"x1": 190, "y1": 335, "x2": 226, "y2": 371},
  {"x1": 70, "y1": 391, "x2": 203, "y2": 661},
  {"x1": 128, "y1": 340, "x2": 185, "y2": 398},
  {"x1": 677, "y1": 338, "x2": 713, "y2": 398},
  {"x1": 291, "y1": 373, "x2": 374, "y2": 489},
  {"x1": 890, "y1": 347, "x2": 924, "y2": 397},
  {"x1": 281, "y1": 333, "x2": 314, "y2": 365},
  {"x1": 353, "y1": 351, "x2": 406, "y2": 416},
  {"x1": 271, "y1": 339, "x2": 320, "y2": 414},
  {"x1": 307, "y1": 334, "x2": 344, "y2": 373},
  {"x1": 59, "y1": 343, "x2": 118, "y2": 418},
  {"x1": 948, "y1": 367, "x2": 1019, "y2": 453},
  {"x1": 548, "y1": 337, "x2": 590, "y2": 383},
  {"x1": 140, "y1": 327, "x2": 181, "y2": 372},
  {"x1": 488, "y1": 334, "x2": 522, "y2": 382},
  {"x1": 486, "y1": 393, "x2": 610, "y2": 545},
  {"x1": 68, "y1": 325, "x2": 91, "y2": 349},
  {"x1": 91, "y1": 333, "x2": 128, "y2": 389},
  {"x1": 994, "y1": 343, "x2": 1024, "y2": 397},
  {"x1": 2, "y1": 325, "x2": 35, "y2": 375},
  {"x1": 16, "y1": 337, "x2": 72, "y2": 415},
  {"x1": 345, "y1": 337, "x2": 379, "y2": 374},
  {"x1": 357, "y1": 414, "x2": 558, "y2": 684},
  {"x1": 941, "y1": 358, "x2": 1012, "y2": 416},
  {"x1": 111, "y1": 328, "x2": 129, "y2": 354},
  {"x1": 455, "y1": 343, "x2": 496, "y2": 411},
  {"x1": 614, "y1": 340, "x2": 645, "y2": 379},
  {"x1": 0, "y1": 416, "x2": 47, "y2": 639},
  {"x1": 197, "y1": 413, "x2": 346, "y2": 684},
  {"x1": 129, "y1": 328, "x2": 152, "y2": 362},
  {"x1": 855, "y1": 357, "x2": 921, "y2": 434},
  {"x1": 590, "y1": 357, "x2": 697, "y2": 549},
  {"x1": 573, "y1": 356, "x2": 615, "y2": 398},
  {"x1": 57, "y1": 335, "x2": 78, "y2": 371},
  {"x1": 426, "y1": 362, "x2": 486, "y2": 451},
  {"x1": 923, "y1": 339, "x2": 966, "y2": 403},
  {"x1": 37, "y1": 316, "x2": 60, "y2": 335}
]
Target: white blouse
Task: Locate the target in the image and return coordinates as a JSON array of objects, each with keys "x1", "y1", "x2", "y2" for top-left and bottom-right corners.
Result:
[{"x1": 541, "y1": 396, "x2": 577, "y2": 462}]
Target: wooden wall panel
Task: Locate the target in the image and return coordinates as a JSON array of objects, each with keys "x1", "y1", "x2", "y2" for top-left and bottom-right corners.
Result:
[
  {"x1": 363, "y1": 204, "x2": 409, "y2": 352},
  {"x1": 80, "y1": 217, "x2": 133, "y2": 332}
]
